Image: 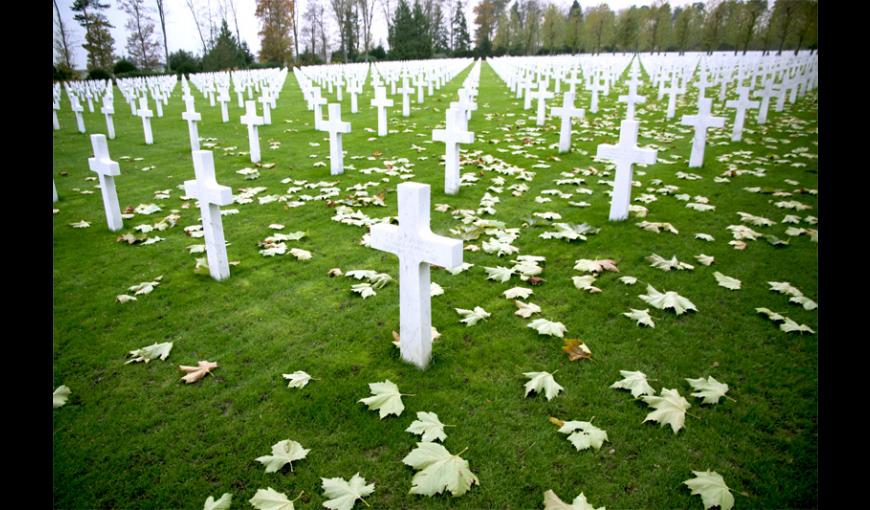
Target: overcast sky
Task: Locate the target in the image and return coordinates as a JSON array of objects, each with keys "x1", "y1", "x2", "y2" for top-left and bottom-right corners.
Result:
[{"x1": 54, "y1": 0, "x2": 698, "y2": 70}]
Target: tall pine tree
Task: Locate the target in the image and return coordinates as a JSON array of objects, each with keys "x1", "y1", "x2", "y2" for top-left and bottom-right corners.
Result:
[
  {"x1": 388, "y1": 0, "x2": 416, "y2": 60},
  {"x1": 452, "y1": 0, "x2": 471, "y2": 56}
]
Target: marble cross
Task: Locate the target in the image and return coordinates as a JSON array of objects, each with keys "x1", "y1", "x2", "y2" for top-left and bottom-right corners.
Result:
[
  {"x1": 432, "y1": 106, "x2": 474, "y2": 195},
  {"x1": 725, "y1": 86, "x2": 759, "y2": 142},
  {"x1": 218, "y1": 88, "x2": 230, "y2": 123},
  {"x1": 347, "y1": 81, "x2": 361, "y2": 113},
  {"x1": 680, "y1": 97, "x2": 724, "y2": 168},
  {"x1": 753, "y1": 79, "x2": 776, "y2": 125},
  {"x1": 551, "y1": 92, "x2": 584, "y2": 153},
  {"x1": 370, "y1": 86, "x2": 393, "y2": 137},
  {"x1": 664, "y1": 73, "x2": 684, "y2": 119},
  {"x1": 184, "y1": 151, "x2": 234, "y2": 281},
  {"x1": 240, "y1": 100, "x2": 264, "y2": 163},
  {"x1": 87, "y1": 134, "x2": 123, "y2": 232},
  {"x1": 152, "y1": 90, "x2": 164, "y2": 117},
  {"x1": 596, "y1": 119, "x2": 657, "y2": 221},
  {"x1": 53, "y1": 100, "x2": 60, "y2": 130},
  {"x1": 533, "y1": 82, "x2": 554, "y2": 126},
  {"x1": 618, "y1": 76, "x2": 646, "y2": 120},
  {"x1": 258, "y1": 93, "x2": 272, "y2": 125},
  {"x1": 587, "y1": 76, "x2": 605, "y2": 114},
  {"x1": 53, "y1": 180, "x2": 58, "y2": 202},
  {"x1": 182, "y1": 96, "x2": 202, "y2": 151},
  {"x1": 398, "y1": 78, "x2": 414, "y2": 117},
  {"x1": 71, "y1": 96, "x2": 86, "y2": 133},
  {"x1": 458, "y1": 88, "x2": 477, "y2": 121},
  {"x1": 369, "y1": 182, "x2": 463, "y2": 369},
  {"x1": 137, "y1": 96, "x2": 154, "y2": 144},
  {"x1": 319, "y1": 103, "x2": 351, "y2": 176},
  {"x1": 101, "y1": 95, "x2": 115, "y2": 139},
  {"x1": 311, "y1": 87, "x2": 327, "y2": 129}
]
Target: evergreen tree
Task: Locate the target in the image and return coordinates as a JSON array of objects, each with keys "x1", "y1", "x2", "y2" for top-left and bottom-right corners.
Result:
[
  {"x1": 508, "y1": 1, "x2": 524, "y2": 54},
  {"x1": 432, "y1": 3, "x2": 450, "y2": 54},
  {"x1": 565, "y1": 0, "x2": 583, "y2": 53},
  {"x1": 71, "y1": 0, "x2": 116, "y2": 71},
  {"x1": 202, "y1": 19, "x2": 248, "y2": 70},
  {"x1": 412, "y1": 0, "x2": 432, "y2": 58},
  {"x1": 388, "y1": 0, "x2": 415, "y2": 59},
  {"x1": 452, "y1": 0, "x2": 471, "y2": 56}
]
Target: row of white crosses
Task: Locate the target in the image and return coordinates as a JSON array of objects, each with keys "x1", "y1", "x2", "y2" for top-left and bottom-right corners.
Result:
[{"x1": 81, "y1": 128, "x2": 235, "y2": 282}]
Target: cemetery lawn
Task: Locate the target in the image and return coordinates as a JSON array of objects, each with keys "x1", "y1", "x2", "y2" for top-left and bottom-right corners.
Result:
[{"x1": 53, "y1": 62, "x2": 818, "y2": 509}]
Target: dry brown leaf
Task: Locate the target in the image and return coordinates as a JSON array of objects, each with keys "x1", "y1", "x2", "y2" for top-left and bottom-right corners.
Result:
[
  {"x1": 562, "y1": 338, "x2": 592, "y2": 361},
  {"x1": 328, "y1": 268, "x2": 343, "y2": 277},
  {"x1": 179, "y1": 360, "x2": 219, "y2": 384}
]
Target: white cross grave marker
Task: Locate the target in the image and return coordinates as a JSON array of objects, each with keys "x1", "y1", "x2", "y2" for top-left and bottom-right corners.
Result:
[
  {"x1": 369, "y1": 182, "x2": 463, "y2": 369},
  {"x1": 311, "y1": 87, "x2": 327, "y2": 129},
  {"x1": 533, "y1": 82, "x2": 554, "y2": 126},
  {"x1": 53, "y1": 100, "x2": 60, "y2": 130},
  {"x1": 71, "y1": 96, "x2": 86, "y2": 133},
  {"x1": 182, "y1": 96, "x2": 202, "y2": 151},
  {"x1": 101, "y1": 95, "x2": 115, "y2": 139},
  {"x1": 184, "y1": 151, "x2": 234, "y2": 281},
  {"x1": 725, "y1": 86, "x2": 759, "y2": 142},
  {"x1": 551, "y1": 92, "x2": 585, "y2": 153},
  {"x1": 680, "y1": 97, "x2": 725, "y2": 168},
  {"x1": 152, "y1": 90, "x2": 164, "y2": 117},
  {"x1": 618, "y1": 76, "x2": 646, "y2": 120},
  {"x1": 87, "y1": 134, "x2": 123, "y2": 231},
  {"x1": 432, "y1": 106, "x2": 474, "y2": 195},
  {"x1": 319, "y1": 103, "x2": 351, "y2": 176},
  {"x1": 664, "y1": 73, "x2": 684, "y2": 119},
  {"x1": 53, "y1": 180, "x2": 58, "y2": 202},
  {"x1": 258, "y1": 93, "x2": 272, "y2": 125},
  {"x1": 218, "y1": 88, "x2": 230, "y2": 123},
  {"x1": 596, "y1": 119, "x2": 657, "y2": 221},
  {"x1": 587, "y1": 76, "x2": 605, "y2": 114},
  {"x1": 348, "y1": 81, "x2": 361, "y2": 113},
  {"x1": 240, "y1": 100, "x2": 263, "y2": 163},
  {"x1": 371, "y1": 86, "x2": 393, "y2": 137},
  {"x1": 137, "y1": 96, "x2": 154, "y2": 144},
  {"x1": 398, "y1": 78, "x2": 413, "y2": 117},
  {"x1": 753, "y1": 79, "x2": 776, "y2": 124}
]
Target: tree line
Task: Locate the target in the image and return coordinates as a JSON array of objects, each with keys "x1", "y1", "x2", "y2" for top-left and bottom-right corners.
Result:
[{"x1": 54, "y1": 0, "x2": 818, "y2": 81}]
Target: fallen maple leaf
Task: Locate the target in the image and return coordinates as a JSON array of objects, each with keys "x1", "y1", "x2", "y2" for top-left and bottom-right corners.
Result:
[
  {"x1": 642, "y1": 388, "x2": 692, "y2": 434},
  {"x1": 523, "y1": 371, "x2": 564, "y2": 400},
  {"x1": 179, "y1": 360, "x2": 218, "y2": 384},
  {"x1": 53, "y1": 385, "x2": 71, "y2": 408},
  {"x1": 686, "y1": 376, "x2": 732, "y2": 404},
  {"x1": 402, "y1": 442, "x2": 479, "y2": 497},
  {"x1": 503, "y1": 287, "x2": 533, "y2": 300},
  {"x1": 528, "y1": 318, "x2": 568, "y2": 337},
  {"x1": 249, "y1": 487, "x2": 300, "y2": 510},
  {"x1": 554, "y1": 419, "x2": 609, "y2": 451},
  {"x1": 126, "y1": 342, "x2": 173, "y2": 364},
  {"x1": 283, "y1": 371, "x2": 313, "y2": 389},
  {"x1": 359, "y1": 380, "x2": 406, "y2": 418},
  {"x1": 573, "y1": 259, "x2": 619, "y2": 273},
  {"x1": 713, "y1": 272, "x2": 742, "y2": 290},
  {"x1": 321, "y1": 473, "x2": 375, "y2": 510},
  {"x1": 683, "y1": 470, "x2": 735, "y2": 510},
  {"x1": 639, "y1": 285, "x2": 697, "y2": 315},
  {"x1": 405, "y1": 411, "x2": 449, "y2": 442},
  {"x1": 610, "y1": 370, "x2": 656, "y2": 397},
  {"x1": 623, "y1": 308, "x2": 655, "y2": 328},
  {"x1": 255, "y1": 439, "x2": 310, "y2": 472},
  {"x1": 456, "y1": 306, "x2": 491, "y2": 326},
  {"x1": 515, "y1": 300, "x2": 542, "y2": 318},
  {"x1": 543, "y1": 490, "x2": 605, "y2": 510},
  {"x1": 562, "y1": 339, "x2": 592, "y2": 361},
  {"x1": 203, "y1": 493, "x2": 232, "y2": 510}
]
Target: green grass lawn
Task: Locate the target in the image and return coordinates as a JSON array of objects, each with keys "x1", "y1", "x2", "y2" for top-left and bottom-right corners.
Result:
[{"x1": 53, "y1": 59, "x2": 818, "y2": 509}]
